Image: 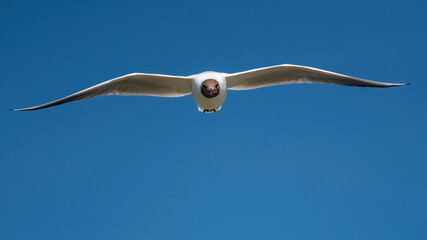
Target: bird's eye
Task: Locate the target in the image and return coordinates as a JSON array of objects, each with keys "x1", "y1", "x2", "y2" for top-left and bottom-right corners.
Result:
[
  {"x1": 202, "y1": 84, "x2": 206, "y2": 89},
  {"x1": 215, "y1": 83, "x2": 219, "y2": 88}
]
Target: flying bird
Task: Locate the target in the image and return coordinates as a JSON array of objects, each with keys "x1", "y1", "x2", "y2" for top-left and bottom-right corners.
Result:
[{"x1": 12, "y1": 64, "x2": 408, "y2": 113}]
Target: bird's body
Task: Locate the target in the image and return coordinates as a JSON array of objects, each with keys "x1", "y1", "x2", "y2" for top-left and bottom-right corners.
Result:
[
  {"x1": 191, "y1": 71, "x2": 227, "y2": 112},
  {"x1": 13, "y1": 64, "x2": 408, "y2": 112}
]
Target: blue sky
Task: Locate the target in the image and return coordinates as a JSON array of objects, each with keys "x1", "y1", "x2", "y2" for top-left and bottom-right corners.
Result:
[{"x1": 1, "y1": 0, "x2": 426, "y2": 239}]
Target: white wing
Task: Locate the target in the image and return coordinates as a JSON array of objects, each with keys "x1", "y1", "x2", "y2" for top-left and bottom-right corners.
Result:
[
  {"x1": 226, "y1": 64, "x2": 408, "y2": 90},
  {"x1": 13, "y1": 73, "x2": 193, "y2": 111}
]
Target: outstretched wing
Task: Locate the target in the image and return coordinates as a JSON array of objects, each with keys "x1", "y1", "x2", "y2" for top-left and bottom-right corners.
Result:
[
  {"x1": 226, "y1": 64, "x2": 408, "y2": 90},
  {"x1": 13, "y1": 73, "x2": 193, "y2": 111}
]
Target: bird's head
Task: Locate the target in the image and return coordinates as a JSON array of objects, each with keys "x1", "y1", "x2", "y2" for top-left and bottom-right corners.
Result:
[{"x1": 201, "y1": 79, "x2": 220, "y2": 98}]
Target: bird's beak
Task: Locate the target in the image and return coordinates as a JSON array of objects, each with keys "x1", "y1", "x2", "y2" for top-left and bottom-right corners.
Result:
[{"x1": 209, "y1": 89, "x2": 213, "y2": 95}]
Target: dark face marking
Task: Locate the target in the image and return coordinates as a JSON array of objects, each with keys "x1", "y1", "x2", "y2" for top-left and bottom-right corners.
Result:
[{"x1": 201, "y1": 79, "x2": 220, "y2": 98}]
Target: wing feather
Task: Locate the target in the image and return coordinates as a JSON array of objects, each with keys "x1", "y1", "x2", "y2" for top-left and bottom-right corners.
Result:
[
  {"x1": 226, "y1": 64, "x2": 408, "y2": 90},
  {"x1": 13, "y1": 73, "x2": 192, "y2": 111}
]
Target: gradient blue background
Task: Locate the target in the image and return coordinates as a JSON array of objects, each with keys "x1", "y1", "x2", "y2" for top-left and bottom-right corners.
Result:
[{"x1": 1, "y1": 0, "x2": 426, "y2": 239}]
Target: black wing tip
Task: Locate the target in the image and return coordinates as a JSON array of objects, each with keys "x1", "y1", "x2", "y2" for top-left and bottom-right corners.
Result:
[
  {"x1": 385, "y1": 82, "x2": 410, "y2": 87},
  {"x1": 9, "y1": 108, "x2": 26, "y2": 111},
  {"x1": 10, "y1": 107, "x2": 38, "y2": 111},
  {"x1": 394, "y1": 82, "x2": 410, "y2": 87}
]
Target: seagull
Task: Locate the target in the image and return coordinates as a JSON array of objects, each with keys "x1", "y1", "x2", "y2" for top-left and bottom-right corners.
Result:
[{"x1": 12, "y1": 64, "x2": 408, "y2": 113}]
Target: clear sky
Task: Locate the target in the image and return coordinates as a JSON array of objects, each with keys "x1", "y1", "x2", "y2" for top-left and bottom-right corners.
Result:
[{"x1": 1, "y1": 0, "x2": 426, "y2": 239}]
